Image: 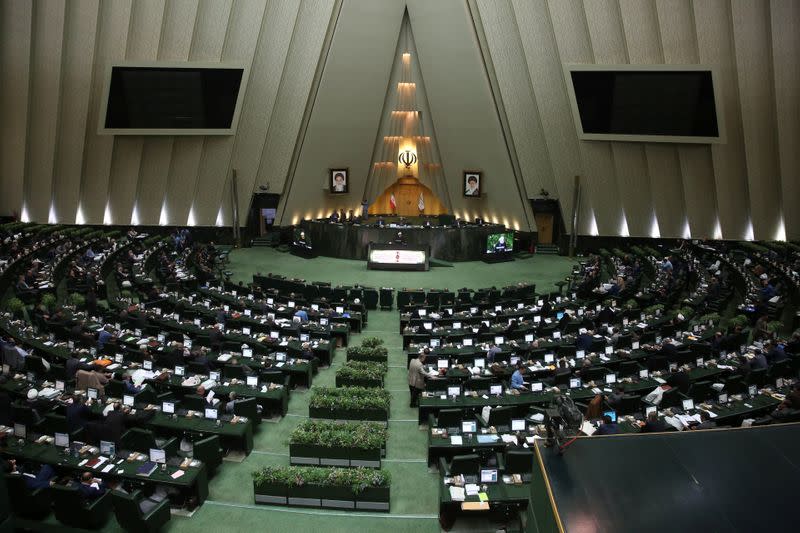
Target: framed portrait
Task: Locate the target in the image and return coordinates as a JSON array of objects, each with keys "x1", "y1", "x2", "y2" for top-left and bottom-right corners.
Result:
[
  {"x1": 464, "y1": 171, "x2": 481, "y2": 197},
  {"x1": 329, "y1": 168, "x2": 348, "y2": 194}
]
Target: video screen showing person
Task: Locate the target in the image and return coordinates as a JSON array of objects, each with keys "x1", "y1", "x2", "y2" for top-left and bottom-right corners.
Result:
[
  {"x1": 293, "y1": 228, "x2": 311, "y2": 248},
  {"x1": 486, "y1": 232, "x2": 514, "y2": 254}
]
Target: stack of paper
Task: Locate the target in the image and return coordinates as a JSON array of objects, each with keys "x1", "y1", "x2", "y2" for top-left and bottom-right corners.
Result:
[{"x1": 449, "y1": 486, "x2": 465, "y2": 501}]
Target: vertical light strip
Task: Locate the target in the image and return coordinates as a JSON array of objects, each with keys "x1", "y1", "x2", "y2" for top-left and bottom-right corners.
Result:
[
  {"x1": 130, "y1": 203, "x2": 139, "y2": 226},
  {"x1": 20, "y1": 204, "x2": 30, "y2": 223},
  {"x1": 187, "y1": 205, "x2": 196, "y2": 227},
  {"x1": 775, "y1": 216, "x2": 786, "y2": 241},
  {"x1": 215, "y1": 205, "x2": 224, "y2": 227},
  {"x1": 75, "y1": 203, "x2": 85, "y2": 225},
  {"x1": 588, "y1": 209, "x2": 599, "y2": 236},
  {"x1": 682, "y1": 218, "x2": 692, "y2": 240},
  {"x1": 158, "y1": 201, "x2": 168, "y2": 226},
  {"x1": 103, "y1": 202, "x2": 112, "y2": 225},
  {"x1": 619, "y1": 212, "x2": 630, "y2": 237},
  {"x1": 744, "y1": 219, "x2": 755, "y2": 241},
  {"x1": 713, "y1": 218, "x2": 723, "y2": 240},
  {"x1": 48, "y1": 202, "x2": 57, "y2": 224},
  {"x1": 649, "y1": 212, "x2": 661, "y2": 239}
]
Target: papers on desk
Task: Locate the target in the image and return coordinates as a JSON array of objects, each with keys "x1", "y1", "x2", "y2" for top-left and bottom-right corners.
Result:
[
  {"x1": 171, "y1": 470, "x2": 185, "y2": 480},
  {"x1": 101, "y1": 464, "x2": 114, "y2": 473},
  {"x1": 500, "y1": 434, "x2": 517, "y2": 444},
  {"x1": 450, "y1": 436, "x2": 463, "y2": 445},
  {"x1": 217, "y1": 354, "x2": 232, "y2": 362},
  {"x1": 653, "y1": 377, "x2": 666, "y2": 384},
  {"x1": 581, "y1": 421, "x2": 597, "y2": 436},
  {"x1": 449, "y1": 486, "x2": 465, "y2": 501}
]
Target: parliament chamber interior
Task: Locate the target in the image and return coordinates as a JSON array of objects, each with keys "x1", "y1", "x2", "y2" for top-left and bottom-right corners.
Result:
[{"x1": 0, "y1": 1, "x2": 798, "y2": 532}]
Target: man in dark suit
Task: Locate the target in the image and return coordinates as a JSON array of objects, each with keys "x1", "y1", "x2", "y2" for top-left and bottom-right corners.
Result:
[
  {"x1": 641, "y1": 411, "x2": 668, "y2": 433},
  {"x1": 66, "y1": 396, "x2": 91, "y2": 433},
  {"x1": 576, "y1": 329, "x2": 593, "y2": 352},
  {"x1": 66, "y1": 353, "x2": 94, "y2": 380},
  {"x1": 77, "y1": 472, "x2": 107, "y2": 500},
  {"x1": 209, "y1": 325, "x2": 224, "y2": 352},
  {"x1": 666, "y1": 370, "x2": 690, "y2": 394},
  {"x1": 595, "y1": 415, "x2": 619, "y2": 435},
  {"x1": 764, "y1": 341, "x2": 787, "y2": 364}
]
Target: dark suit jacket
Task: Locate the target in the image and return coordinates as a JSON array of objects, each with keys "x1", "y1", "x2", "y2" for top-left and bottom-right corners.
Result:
[
  {"x1": 66, "y1": 403, "x2": 91, "y2": 432},
  {"x1": 641, "y1": 419, "x2": 669, "y2": 433},
  {"x1": 77, "y1": 481, "x2": 107, "y2": 501}
]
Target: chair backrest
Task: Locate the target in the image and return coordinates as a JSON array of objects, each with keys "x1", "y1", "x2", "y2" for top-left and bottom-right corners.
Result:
[
  {"x1": 51, "y1": 484, "x2": 111, "y2": 529},
  {"x1": 259, "y1": 371, "x2": 285, "y2": 385},
  {"x1": 104, "y1": 379, "x2": 125, "y2": 399},
  {"x1": 450, "y1": 454, "x2": 480, "y2": 476},
  {"x1": 488, "y1": 406, "x2": 513, "y2": 428},
  {"x1": 505, "y1": 449, "x2": 534, "y2": 474},
  {"x1": 617, "y1": 394, "x2": 642, "y2": 416},
  {"x1": 188, "y1": 361, "x2": 208, "y2": 375},
  {"x1": 120, "y1": 427, "x2": 157, "y2": 453},
  {"x1": 660, "y1": 387, "x2": 681, "y2": 408},
  {"x1": 181, "y1": 394, "x2": 207, "y2": 411},
  {"x1": 437, "y1": 409, "x2": 462, "y2": 430},
  {"x1": 746, "y1": 368, "x2": 767, "y2": 387},
  {"x1": 618, "y1": 360, "x2": 640, "y2": 378},
  {"x1": 111, "y1": 490, "x2": 144, "y2": 529},
  {"x1": 233, "y1": 397, "x2": 258, "y2": 420},
  {"x1": 688, "y1": 381, "x2": 713, "y2": 402},
  {"x1": 11, "y1": 403, "x2": 37, "y2": 426},
  {"x1": 193, "y1": 434, "x2": 222, "y2": 472},
  {"x1": 223, "y1": 364, "x2": 246, "y2": 380}
]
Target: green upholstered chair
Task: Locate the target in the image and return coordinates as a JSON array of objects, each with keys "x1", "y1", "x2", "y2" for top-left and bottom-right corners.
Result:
[
  {"x1": 5, "y1": 473, "x2": 51, "y2": 519},
  {"x1": 120, "y1": 428, "x2": 178, "y2": 457},
  {"x1": 232, "y1": 397, "x2": 260, "y2": 425},
  {"x1": 111, "y1": 490, "x2": 171, "y2": 533},
  {"x1": 51, "y1": 484, "x2": 112, "y2": 529},
  {"x1": 192, "y1": 435, "x2": 223, "y2": 476}
]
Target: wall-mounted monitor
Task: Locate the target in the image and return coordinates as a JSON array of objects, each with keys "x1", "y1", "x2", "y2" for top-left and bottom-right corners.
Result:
[
  {"x1": 99, "y1": 62, "x2": 249, "y2": 135},
  {"x1": 564, "y1": 65, "x2": 724, "y2": 144}
]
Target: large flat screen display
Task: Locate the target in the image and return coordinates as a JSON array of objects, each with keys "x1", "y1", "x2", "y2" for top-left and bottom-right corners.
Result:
[
  {"x1": 486, "y1": 232, "x2": 514, "y2": 254},
  {"x1": 99, "y1": 62, "x2": 248, "y2": 135},
  {"x1": 566, "y1": 65, "x2": 722, "y2": 143}
]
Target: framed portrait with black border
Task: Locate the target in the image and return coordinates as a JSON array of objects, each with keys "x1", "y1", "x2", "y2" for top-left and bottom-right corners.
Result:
[
  {"x1": 329, "y1": 168, "x2": 349, "y2": 194},
  {"x1": 464, "y1": 171, "x2": 481, "y2": 197}
]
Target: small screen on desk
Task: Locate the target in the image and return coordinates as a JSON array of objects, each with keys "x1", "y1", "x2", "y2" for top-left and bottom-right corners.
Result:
[
  {"x1": 463, "y1": 338, "x2": 474, "y2": 346},
  {"x1": 490, "y1": 385, "x2": 502, "y2": 395},
  {"x1": 494, "y1": 336, "x2": 504, "y2": 345},
  {"x1": 682, "y1": 399, "x2": 694, "y2": 411},
  {"x1": 605, "y1": 374, "x2": 616, "y2": 384},
  {"x1": 569, "y1": 378, "x2": 581, "y2": 389},
  {"x1": 149, "y1": 448, "x2": 166, "y2": 464},
  {"x1": 55, "y1": 432, "x2": 69, "y2": 448},
  {"x1": 461, "y1": 420, "x2": 476, "y2": 433},
  {"x1": 511, "y1": 419, "x2": 526, "y2": 431},
  {"x1": 447, "y1": 386, "x2": 461, "y2": 397},
  {"x1": 205, "y1": 408, "x2": 218, "y2": 420},
  {"x1": 603, "y1": 410, "x2": 617, "y2": 423},
  {"x1": 474, "y1": 358, "x2": 485, "y2": 368},
  {"x1": 525, "y1": 334, "x2": 534, "y2": 342},
  {"x1": 437, "y1": 359, "x2": 449, "y2": 369},
  {"x1": 247, "y1": 376, "x2": 258, "y2": 387},
  {"x1": 480, "y1": 469, "x2": 498, "y2": 483},
  {"x1": 123, "y1": 395, "x2": 134, "y2": 407},
  {"x1": 209, "y1": 371, "x2": 220, "y2": 382},
  {"x1": 162, "y1": 402, "x2": 175, "y2": 414},
  {"x1": 531, "y1": 382, "x2": 543, "y2": 392}
]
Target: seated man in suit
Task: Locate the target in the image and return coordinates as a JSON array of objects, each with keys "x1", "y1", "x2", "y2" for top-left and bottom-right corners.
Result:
[
  {"x1": 77, "y1": 471, "x2": 108, "y2": 501},
  {"x1": 595, "y1": 414, "x2": 619, "y2": 435},
  {"x1": 576, "y1": 329, "x2": 593, "y2": 352},
  {"x1": 66, "y1": 396, "x2": 92, "y2": 433},
  {"x1": 640, "y1": 411, "x2": 668, "y2": 433}
]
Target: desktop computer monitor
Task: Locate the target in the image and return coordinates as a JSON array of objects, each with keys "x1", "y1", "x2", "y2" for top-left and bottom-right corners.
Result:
[
  {"x1": 300, "y1": 333, "x2": 310, "y2": 342},
  {"x1": 143, "y1": 360, "x2": 153, "y2": 371},
  {"x1": 288, "y1": 301, "x2": 296, "y2": 308},
  {"x1": 55, "y1": 432, "x2": 69, "y2": 448},
  {"x1": 718, "y1": 393, "x2": 728, "y2": 404},
  {"x1": 470, "y1": 307, "x2": 478, "y2": 314},
  {"x1": 123, "y1": 395, "x2": 134, "y2": 407},
  {"x1": 531, "y1": 382, "x2": 543, "y2": 392},
  {"x1": 418, "y1": 309, "x2": 427, "y2": 317},
  {"x1": 453, "y1": 322, "x2": 462, "y2": 329},
  {"x1": 242, "y1": 327, "x2": 251, "y2": 336},
  {"x1": 276, "y1": 353, "x2": 287, "y2": 362},
  {"x1": 495, "y1": 305, "x2": 503, "y2": 312},
  {"x1": 14, "y1": 423, "x2": 26, "y2": 439},
  {"x1": 603, "y1": 410, "x2": 617, "y2": 423},
  {"x1": 55, "y1": 380, "x2": 65, "y2": 391},
  {"x1": 430, "y1": 339, "x2": 440, "y2": 348},
  {"x1": 605, "y1": 346, "x2": 613, "y2": 355},
  {"x1": 267, "y1": 298, "x2": 274, "y2": 305},
  {"x1": 605, "y1": 374, "x2": 617, "y2": 385},
  {"x1": 552, "y1": 331, "x2": 562, "y2": 340},
  {"x1": 556, "y1": 312, "x2": 564, "y2": 320},
  {"x1": 157, "y1": 334, "x2": 166, "y2": 343},
  {"x1": 335, "y1": 306, "x2": 344, "y2": 314},
  {"x1": 174, "y1": 366, "x2": 185, "y2": 377},
  {"x1": 461, "y1": 420, "x2": 477, "y2": 434},
  {"x1": 569, "y1": 378, "x2": 581, "y2": 389},
  {"x1": 311, "y1": 304, "x2": 319, "y2": 311},
  {"x1": 474, "y1": 358, "x2": 485, "y2": 368},
  {"x1": 511, "y1": 419, "x2": 526, "y2": 431},
  {"x1": 437, "y1": 359, "x2": 449, "y2": 369},
  {"x1": 525, "y1": 334, "x2": 534, "y2": 343},
  {"x1": 463, "y1": 338, "x2": 474, "y2": 347},
  {"x1": 320, "y1": 318, "x2": 329, "y2": 326},
  {"x1": 682, "y1": 399, "x2": 695, "y2": 411},
  {"x1": 204, "y1": 408, "x2": 218, "y2": 420},
  {"x1": 490, "y1": 384, "x2": 503, "y2": 396},
  {"x1": 576, "y1": 350, "x2": 585, "y2": 359},
  {"x1": 639, "y1": 369, "x2": 649, "y2": 379},
  {"x1": 494, "y1": 336, "x2": 504, "y2": 346},
  {"x1": 149, "y1": 448, "x2": 166, "y2": 464},
  {"x1": 544, "y1": 353, "x2": 554, "y2": 363},
  {"x1": 748, "y1": 385, "x2": 757, "y2": 397},
  {"x1": 162, "y1": 402, "x2": 175, "y2": 414},
  {"x1": 100, "y1": 440, "x2": 115, "y2": 457},
  {"x1": 270, "y1": 331, "x2": 280, "y2": 339},
  {"x1": 447, "y1": 386, "x2": 461, "y2": 397},
  {"x1": 480, "y1": 469, "x2": 498, "y2": 483},
  {"x1": 247, "y1": 376, "x2": 259, "y2": 387},
  {"x1": 209, "y1": 371, "x2": 220, "y2": 382},
  {"x1": 510, "y1": 356, "x2": 520, "y2": 366},
  {"x1": 242, "y1": 347, "x2": 253, "y2": 358},
  {"x1": 87, "y1": 388, "x2": 98, "y2": 400}
]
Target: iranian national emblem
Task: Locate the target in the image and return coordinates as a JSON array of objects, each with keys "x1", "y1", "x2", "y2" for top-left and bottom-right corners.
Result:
[{"x1": 395, "y1": 252, "x2": 400, "y2": 262}]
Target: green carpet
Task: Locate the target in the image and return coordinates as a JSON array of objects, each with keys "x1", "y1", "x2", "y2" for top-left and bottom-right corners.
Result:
[{"x1": 35, "y1": 249, "x2": 575, "y2": 532}]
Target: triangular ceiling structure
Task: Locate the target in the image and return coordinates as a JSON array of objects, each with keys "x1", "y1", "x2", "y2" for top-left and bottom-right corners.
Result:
[{"x1": 278, "y1": 0, "x2": 534, "y2": 232}]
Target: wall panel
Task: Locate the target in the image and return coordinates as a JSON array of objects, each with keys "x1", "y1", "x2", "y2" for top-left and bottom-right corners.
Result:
[
  {"x1": 770, "y1": 0, "x2": 800, "y2": 240},
  {"x1": 51, "y1": 0, "x2": 99, "y2": 225},
  {"x1": 731, "y1": 0, "x2": 782, "y2": 240},
  {"x1": 0, "y1": 1, "x2": 33, "y2": 219},
  {"x1": 78, "y1": 0, "x2": 133, "y2": 224}
]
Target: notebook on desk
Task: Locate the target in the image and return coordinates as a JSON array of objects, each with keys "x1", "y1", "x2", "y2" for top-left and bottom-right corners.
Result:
[{"x1": 136, "y1": 462, "x2": 158, "y2": 477}]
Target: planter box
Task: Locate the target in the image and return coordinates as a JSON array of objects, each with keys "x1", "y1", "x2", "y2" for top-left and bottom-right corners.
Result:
[
  {"x1": 335, "y1": 376, "x2": 384, "y2": 389},
  {"x1": 308, "y1": 406, "x2": 389, "y2": 422},
  {"x1": 289, "y1": 443, "x2": 382, "y2": 468},
  {"x1": 253, "y1": 481, "x2": 288, "y2": 505},
  {"x1": 287, "y1": 483, "x2": 322, "y2": 507},
  {"x1": 356, "y1": 486, "x2": 391, "y2": 512},
  {"x1": 346, "y1": 354, "x2": 388, "y2": 364}
]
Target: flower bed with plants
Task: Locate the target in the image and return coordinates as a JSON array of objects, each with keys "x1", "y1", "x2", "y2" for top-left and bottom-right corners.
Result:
[
  {"x1": 289, "y1": 420, "x2": 387, "y2": 467},
  {"x1": 308, "y1": 386, "x2": 390, "y2": 421},
  {"x1": 252, "y1": 465, "x2": 390, "y2": 511},
  {"x1": 335, "y1": 360, "x2": 387, "y2": 388},
  {"x1": 345, "y1": 337, "x2": 388, "y2": 363}
]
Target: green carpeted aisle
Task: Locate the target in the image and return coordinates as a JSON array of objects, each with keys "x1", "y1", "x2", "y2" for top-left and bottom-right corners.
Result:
[{"x1": 76, "y1": 249, "x2": 575, "y2": 532}]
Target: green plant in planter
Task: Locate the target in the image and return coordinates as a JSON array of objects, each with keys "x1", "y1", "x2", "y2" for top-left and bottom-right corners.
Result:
[
  {"x1": 644, "y1": 303, "x2": 664, "y2": 316},
  {"x1": 5, "y1": 297, "x2": 25, "y2": 316},
  {"x1": 623, "y1": 299, "x2": 638, "y2": 310},
  {"x1": 69, "y1": 293, "x2": 86, "y2": 308},
  {"x1": 766, "y1": 321, "x2": 784, "y2": 335},
  {"x1": 360, "y1": 337, "x2": 384, "y2": 348},
  {"x1": 727, "y1": 314, "x2": 749, "y2": 329},
  {"x1": 252, "y1": 466, "x2": 390, "y2": 494},
  {"x1": 309, "y1": 387, "x2": 391, "y2": 411},
  {"x1": 40, "y1": 293, "x2": 57, "y2": 311},
  {"x1": 695, "y1": 312, "x2": 721, "y2": 326},
  {"x1": 119, "y1": 290, "x2": 132, "y2": 300},
  {"x1": 336, "y1": 361, "x2": 387, "y2": 382},
  {"x1": 289, "y1": 420, "x2": 387, "y2": 450}
]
